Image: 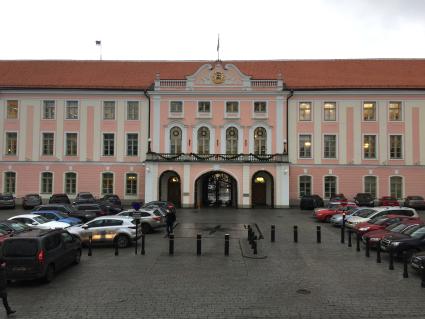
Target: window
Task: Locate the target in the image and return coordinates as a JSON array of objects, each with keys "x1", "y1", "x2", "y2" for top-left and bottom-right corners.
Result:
[
  {"x1": 103, "y1": 101, "x2": 115, "y2": 120},
  {"x1": 65, "y1": 133, "x2": 78, "y2": 156},
  {"x1": 390, "y1": 135, "x2": 402, "y2": 159},
  {"x1": 364, "y1": 176, "x2": 377, "y2": 198},
  {"x1": 390, "y1": 176, "x2": 403, "y2": 199},
  {"x1": 299, "y1": 175, "x2": 311, "y2": 197},
  {"x1": 197, "y1": 127, "x2": 210, "y2": 154},
  {"x1": 4, "y1": 172, "x2": 16, "y2": 194},
  {"x1": 226, "y1": 127, "x2": 238, "y2": 154},
  {"x1": 127, "y1": 101, "x2": 139, "y2": 120},
  {"x1": 41, "y1": 172, "x2": 53, "y2": 194},
  {"x1": 102, "y1": 173, "x2": 114, "y2": 194},
  {"x1": 42, "y1": 133, "x2": 54, "y2": 156},
  {"x1": 363, "y1": 102, "x2": 376, "y2": 121},
  {"x1": 324, "y1": 176, "x2": 337, "y2": 199},
  {"x1": 6, "y1": 100, "x2": 18, "y2": 119},
  {"x1": 323, "y1": 102, "x2": 336, "y2": 121},
  {"x1": 126, "y1": 173, "x2": 137, "y2": 195},
  {"x1": 299, "y1": 102, "x2": 312, "y2": 121},
  {"x1": 65, "y1": 101, "x2": 79, "y2": 119},
  {"x1": 43, "y1": 100, "x2": 55, "y2": 119},
  {"x1": 363, "y1": 135, "x2": 376, "y2": 159},
  {"x1": 127, "y1": 133, "x2": 138, "y2": 156},
  {"x1": 254, "y1": 127, "x2": 267, "y2": 155},
  {"x1": 103, "y1": 134, "x2": 115, "y2": 156},
  {"x1": 389, "y1": 102, "x2": 402, "y2": 121},
  {"x1": 299, "y1": 135, "x2": 312, "y2": 158},
  {"x1": 170, "y1": 101, "x2": 183, "y2": 113},
  {"x1": 323, "y1": 135, "x2": 337, "y2": 159},
  {"x1": 254, "y1": 102, "x2": 267, "y2": 113},
  {"x1": 198, "y1": 101, "x2": 211, "y2": 113},
  {"x1": 64, "y1": 172, "x2": 77, "y2": 195},
  {"x1": 170, "y1": 127, "x2": 182, "y2": 154},
  {"x1": 5, "y1": 133, "x2": 17, "y2": 155},
  {"x1": 226, "y1": 101, "x2": 239, "y2": 113}
]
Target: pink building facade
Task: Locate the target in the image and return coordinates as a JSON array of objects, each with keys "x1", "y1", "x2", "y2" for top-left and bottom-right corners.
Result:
[{"x1": 0, "y1": 60, "x2": 424, "y2": 207}]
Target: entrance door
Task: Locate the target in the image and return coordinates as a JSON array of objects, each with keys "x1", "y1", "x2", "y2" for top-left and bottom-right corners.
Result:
[
  {"x1": 167, "y1": 176, "x2": 181, "y2": 207},
  {"x1": 251, "y1": 171, "x2": 274, "y2": 208},
  {"x1": 252, "y1": 181, "x2": 267, "y2": 206}
]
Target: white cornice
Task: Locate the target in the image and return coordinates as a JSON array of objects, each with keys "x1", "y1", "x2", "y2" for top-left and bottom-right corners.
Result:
[{"x1": 0, "y1": 89, "x2": 146, "y2": 96}]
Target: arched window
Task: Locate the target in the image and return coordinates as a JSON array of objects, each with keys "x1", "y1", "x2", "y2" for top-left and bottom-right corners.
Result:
[
  {"x1": 364, "y1": 176, "x2": 377, "y2": 198},
  {"x1": 299, "y1": 175, "x2": 311, "y2": 197},
  {"x1": 324, "y1": 176, "x2": 337, "y2": 199},
  {"x1": 390, "y1": 176, "x2": 403, "y2": 199},
  {"x1": 197, "y1": 127, "x2": 210, "y2": 154},
  {"x1": 64, "y1": 172, "x2": 77, "y2": 195},
  {"x1": 41, "y1": 172, "x2": 53, "y2": 194},
  {"x1": 254, "y1": 127, "x2": 267, "y2": 155},
  {"x1": 4, "y1": 172, "x2": 16, "y2": 194},
  {"x1": 102, "y1": 172, "x2": 114, "y2": 195},
  {"x1": 126, "y1": 173, "x2": 137, "y2": 195},
  {"x1": 170, "y1": 127, "x2": 182, "y2": 154},
  {"x1": 226, "y1": 127, "x2": 238, "y2": 154}
]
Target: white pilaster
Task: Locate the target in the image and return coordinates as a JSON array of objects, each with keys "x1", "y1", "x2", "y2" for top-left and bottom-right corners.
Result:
[
  {"x1": 93, "y1": 101, "x2": 101, "y2": 161},
  {"x1": 276, "y1": 164, "x2": 289, "y2": 208},
  {"x1": 117, "y1": 100, "x2": 125, "y2": 162},
  {"x1": 183, "y1": 164, "x2": 190, "y2": 207},
  {"x1": 288, "y1": 100, "x2": 297, "y2": 163},
  {"x1": 144, "y1": 163, "x2": 158, "y2": 202},
  {"x1": 378, "y1": 101, "x2": 387, "y2": 163},
  {"x1": 404, "y1": 103, "x2": 413, "y2": 165},
  {"x1": 420, "y1": 106, "x2": 425, "y2": 165},
  {"x1": 153, "y1": 96, "x2": 161, "y2": 152},
  {"x1": 0, "y1": 100, "x2": 4, "y2": 161},
  {"x1": 338, "y1": 103, "x2": 347, "y2": 164},
  {"x1": 32, "y1": 101, "x2": 41, "y2": 161},
  {"x1": 276, "y1": 96, "x2": 284, "y2": 153},
  {"x1": 18, "y1": 101, "x2": 27, "y2": 161},
  {"x1": 313, "y1": 100, "x2": 321, "y2": 164},
  {"x1": 242, "y1": 165, "x2": 250, "y2": 208},
  {"x1": 55, "y1": 100, "x2": 64, "y2": 161},
  {"x1": 353, "y1": 101, "x2": 362, "y2": 164},
  {"x1": 79, "y1": 100, "x2": 88, "y2": 161}
]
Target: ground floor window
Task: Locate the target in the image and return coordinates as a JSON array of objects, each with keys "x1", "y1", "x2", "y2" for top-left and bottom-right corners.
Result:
[
  {"x1": 65, "y1": 172, "x2": 77, "y2": 195},
  {"x1": 41, "y1": 172, "x2": 53, "y2": 194},
  {"x1": 364, "y1": 176, "x2": 377, "y2": 198},
  {"x1": 126, "y1": 173, "x2": 137, "y2": 195},
  {"x1": 324, "y1": 176, "x2": 337, "y2": 199},
  {"x1": 390, "y1": 176, "x2": 403, "y2": 199},
  {"x1": 102, "y1": 173, "x2": 114, "y2": 194},
  {"x1": 4, "y1": 172, "x2": 16, "y2": 194},
  {"x1": 299, "y1": 175, "x2": 311, "y2": 197}
]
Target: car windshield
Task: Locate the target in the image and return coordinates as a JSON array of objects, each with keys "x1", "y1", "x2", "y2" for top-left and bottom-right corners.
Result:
[
  {"x1": 27, "y1": 195, "x2": 39, "y2": 200},
  {"x1": 410, "y1": 226, "x2": 425, "y2": 238},
  {"x1": 80, "y1": 194, "x2": 94, "y2": 199},
  {"x1": 3, "y1": 239, "x2": 38, "y2": 257},
  {"x1": 372, "y1": 218, "x2": 390, "y2": 225},
  {"x1": 356, "y1": 209, "x2": 375, "y2": 218},
  {"x1": 1, "y1": 195, "x2": 13, "y2": 200},
  {"x1": 409, "y1": 196, "x2": 424, "y2": 200},
  {"x1": 33, "y1": 216, "x2": 49, "y2": 223}
]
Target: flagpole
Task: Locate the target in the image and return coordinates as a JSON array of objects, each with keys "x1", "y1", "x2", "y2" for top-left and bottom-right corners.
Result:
[
  {"x1": 96, "y1": 40, "x2": 102, "y2": 60},
  {"x1": 217, "y1": 34, "x2": 220, "y2": 61}
]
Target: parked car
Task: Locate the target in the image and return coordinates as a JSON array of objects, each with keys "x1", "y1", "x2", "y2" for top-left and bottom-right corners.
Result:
[
  {"x1": 300, "y1": 195, "x2": 324, "y2": 210},
  {"x1": 22, "y1": 193, "x2": 42, "y2": 209},
  {"x1": 117, "y1": 208, "x2": 165, "y2": 233},
  {"x1": 73, "y1": 192, "x2": 96, "y2": 205},
  {"x1": 329, "y1": 194, "x2": 347, "y2": 203},
  {"x1": 8, "y1": 214, "x2": 70, "y2": 229},
  {"x1": 0, "y1": 194, "x2": 15, "y2": 209},
  {"x1": 378, "y1": 196, "x2": 399, "y2": 206},
  {"x1": 73, "y1": 203, "x2": 109, "y2": 217},
  {"x1": 345, "y1": 207, "x2": 419, "y2": 229},
  {"x1": 354, "y1": 214, "x2": 416, "y2": 236},
  {"x1": 49, "y1": 193, "x2": 71, "y2": 204},
  {"x1": 380, "y1": 224, "x2": 425, "y2": 258},
  {"x1": 67, "y1": 216, "x2": 142, "y2": 248},
  {"x1": 2, "y1": 229, "x2": 81, "y2": 282},
  {"x1": 0, "y1": 229, "x2": 13, "y2": 245},
  {"x1": 99, "y1": 194, "x2": 122, "y2": 210},
  {"x1": 33, "y1": 204, "x2": 97, "y2": 222},
  {"x1": 362, "y1": 220, "x2": 422, "y2": 248},
  {"x1": 313, "y1": 202, "x2": 357, "y2": 222},
  {"x1": 32, "y1": 210, "x2": 82, "y2": 226},
  {"x1": 353, "y1": 193, "x2": 375, "y2": 207},
  {"x1": 0, "y1": 220, "x2": 32, "y2": 235},
  {"x1": 330, "y1": 207, "x2": 369, "y2": 227},
  {"x1": 404, "y1": 196, "x2": 425, "y2": 210},
  {"x1": 143, "y1": 201, "x2": 176, "y2": 214},
  {"x1": 410, "y1": 251, "x2": 425, "y2": 271}
]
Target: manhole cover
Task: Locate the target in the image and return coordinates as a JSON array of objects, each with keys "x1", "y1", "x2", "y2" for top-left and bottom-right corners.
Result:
[{"x1": 296, "y1": 289, "x2": 311, "y2": 295}]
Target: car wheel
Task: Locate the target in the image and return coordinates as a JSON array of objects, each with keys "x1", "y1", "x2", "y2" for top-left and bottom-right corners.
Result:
[
  {"x1": 44, "y1": 264, "x2": 55, "y2": 283},
  {"x1": 141, "y1": 223, "x2": 152, "y2": 234},
  {"x1": 116, "y1": 235, "x2": 130, "y2": 248},
  {"x1": 73, "y1": 249, "x2": 82, "y2": 265}
]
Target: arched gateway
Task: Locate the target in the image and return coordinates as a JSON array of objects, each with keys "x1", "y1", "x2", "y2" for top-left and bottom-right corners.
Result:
[{"x1": 195, "y1": 171, "x2": 237, "y2": 208}]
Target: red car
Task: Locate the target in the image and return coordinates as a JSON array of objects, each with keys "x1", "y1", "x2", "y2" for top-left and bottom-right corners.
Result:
[
  {"x1": 378, "y1": 196, "x2": 400, "y2": 206},
  {"x1": 361, "y1": 219, "x2": 422, "y2": 248},
  {"x1": 0, "y1": 229, "x2": 12, "y2": 245},
  {"x1": 314, "y1": 202, "x2": 357, "y2": 222},
  {"x1": 354, "y1": 214, "x2": 416, "y2": 236}
]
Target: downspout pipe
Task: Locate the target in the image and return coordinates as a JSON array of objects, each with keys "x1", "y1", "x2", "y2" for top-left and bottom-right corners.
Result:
[
  {"x1": 285, "y1": 89, "x2": 294, "y2": 155},
  {"x1": 143, "y1": 89, "x2": 151, "y2": 153}
]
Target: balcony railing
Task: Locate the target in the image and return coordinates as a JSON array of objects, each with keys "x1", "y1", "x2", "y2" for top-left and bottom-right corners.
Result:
[{"x1": 146, "y1": 152, "x2": 289, "y2": 163}]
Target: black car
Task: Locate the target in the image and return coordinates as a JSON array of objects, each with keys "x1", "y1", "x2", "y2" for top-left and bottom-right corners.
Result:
[
  {"x1": 73, "y1": 203, "x2": 109, "y2": 217},
  {"x1": 380, "y1": 224, "x2": 425, "y2": 258},
  {"x1": 73, "y1": 192, "x2": 96, "y2": 205},
  {"x1": 300, "y1": 195, "x2": 324, "y2": 210},
  {"x1": 49, "y1": 193, "x2": 71, "y2": 204},
  {"x1": 2, "y1": 229, "x2": 81, "y2": 283},
  {"x1": 0, "y1": 220, "x2": 32, "y2": 235},
  {"x1": 410, "y1": 251, "x2": 425, "y2": 271},
  {"x1": 354, "y1": 193, "x2": 375, "y2": 207},
  {"x1": 33, "y1": 204, "x2": 96, "y2": 222},
  {"x1": 100, "y1": 194, "x2": 122, "y2": 208},
  {"x1": 22, "y1": 194, "x2": 42, "y2": 209}
]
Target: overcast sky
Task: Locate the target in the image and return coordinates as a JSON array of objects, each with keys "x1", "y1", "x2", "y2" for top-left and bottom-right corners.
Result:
[{"x1": 1, "y1": 0, "x2": 425, "y2": 61}]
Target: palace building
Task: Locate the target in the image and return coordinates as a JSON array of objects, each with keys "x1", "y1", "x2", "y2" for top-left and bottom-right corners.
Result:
[{"x1": 0, "y1": 59, "x2": 425, "y2": 208}]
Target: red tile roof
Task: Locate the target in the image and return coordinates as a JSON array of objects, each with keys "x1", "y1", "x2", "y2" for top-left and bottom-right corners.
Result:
[{"x1": 1, "y1": 59, "x2": 425, "y2": 90}]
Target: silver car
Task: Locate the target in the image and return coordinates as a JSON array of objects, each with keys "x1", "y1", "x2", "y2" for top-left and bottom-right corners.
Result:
[
  {"x1": 118, "y1": 208, "x2": 165, "y2": 233},
  {"x1": 67, "y1": 216, "x2": 141, "y2": 248}
]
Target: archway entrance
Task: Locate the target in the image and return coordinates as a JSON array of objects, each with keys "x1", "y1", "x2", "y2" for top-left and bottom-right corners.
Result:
[
  {"x1": 195, "y1": 171, "x2": 237, "y2": 208},
  {"x1": 158, "y1": 171, "x2": 181, "y2": 207},
  {"x1": 252, "y1": 171, "x2": 274, "y2": 208}
]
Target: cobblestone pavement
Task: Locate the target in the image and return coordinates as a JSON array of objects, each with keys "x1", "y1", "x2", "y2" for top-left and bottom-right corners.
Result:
[{"x1": 1, "y1": 207, "x2": 425, "y2": 318}]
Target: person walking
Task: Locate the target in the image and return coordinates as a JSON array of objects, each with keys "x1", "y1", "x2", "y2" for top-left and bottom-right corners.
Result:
[
  {"x1": 165, "y1": 210, "x2": 176, "y2": 237},
  {"x1": 0, "y1": 259, "x2": 15, "y2": 316}
]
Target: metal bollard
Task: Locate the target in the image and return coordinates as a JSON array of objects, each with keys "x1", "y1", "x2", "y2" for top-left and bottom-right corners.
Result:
[
  {"x1": 114, "y1": 238, "x2": 119, "y2": 256},
  {"x1": 389, "y1": 249, "x2": 394, "y2": 270},
  {"x1": 421, "y1": 260, "x2": 425, "y2": 288},
  {"x1": 271, "y1": 225, "x2": 275, "y2": 243},
  {"x1": 253, "y1": 239, "x2": 258, "y2": 255},
  {"x1": 88, "y1": 234, "x2": 92, "y2": 257},
  {"x1": 376, "y1": 241, "x2": 381, "y2": 263},
  {"x1": 316, "y1": 226, "x2": 321, "y2": 244},
  {"x1": 365, "y1": 238, "x2": 370, "y2": 257},
  {"x1": 251, "y1": 235, "x2": 257, "y2": 249},
  {"x1": 341, "y1": 214, "x2": 346, "y2": 244},
  {"x1": 356, "y1": 233, "x2": 360, "y2": 252},
  {"x1": 135, "y1": 224, "x2": 138, "y2": 255},
  {"x1": 197, "y1": 233, "x2": 202, "y2": 256},
  {"x1": 141, "y1": 234, "x2": 145, "y2": 255},
  {"x1": 293, "y1": 226, "x2": 298, "y2": 243},
  {"x1": 348, "y1": 229, "x2": 352, "y2": 247},
  {"x1": 169, "y1": 234, "x2": 174, "y2": 256},
  {"x1": 403, "y1": 251, "x2": 409, "y2": 278},
  {"x1": 248, "y1": 225, "x2": 252, "y2": 242},
  {"x1": 224, "y1": 234, "x2": 230, "y2": 256}
]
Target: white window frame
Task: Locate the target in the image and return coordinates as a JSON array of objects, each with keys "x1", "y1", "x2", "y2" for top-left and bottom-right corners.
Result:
[
  {"x1": 298, "y1": 134, "x2": 312, "y2": 159},
  {"x1": 323, "y1": 175, "x2": 338, "y2": 199},
  {"x1": 389, "y1": 134, "x2": 404, "y2": 160},
  {"x1": 253, "y1": 101, "x2": 268, "y2": 119},
  {"x1": 224, "y1": 101, "x2": 240, "y2": 118},
  {"x1": 298, "y1": 175, "x2": 313, "y2": 198},
  {"x1": 126, "y1": 132, "x2": 139, "y2": 157},
  {"x1": 6, "y1": 100, "x2": 19, "y2": 120},
  {"x1": 389, "y1": 175, "x2": 404, "y2": 200},
  {"x1": 65, "y1": 100, "x2": 79, "y2": 120},
  {"x1": 169, "y1": 101, "x2": 184, "y2": 118},
  {"x1": 362, "y1": 101, "x2": 377, "y2": 122},
  {"x1": 42, "y1": 100, "x2": 56, "y2": 120},
  {"x1": 197, "y1": 101, "x2": 212, "y2": 118},
  {"x1": 388, "y1": 101, "x2": 403, "y2": 121},
  {"x1": 40, "y1": 171, "x2": 54, "y2": 195},
  {"x1": 41, "y1": 132, "x2": 55, "y2": 156},
  {"x1": 362, "y1": 134, "x2": 378, "y2": 160},
  {"x1": 4, "y1": 171, "x2": 17, "y2": 195},
  {"x1": 126, "y1": 101, "x2": 140, "y2": 121},
  {"x1": 125, "y1": 172, "x2": 138, "y2": 197},
  {"x1": 100, "y1": 171, "x2": 115, "y2": 195},
  {"x1": 323, "y1": 134, "x2": 338, "y2": 159},
  {"x1": 363, "y1": 175, "x2": 378, "y2": 199},
  {"x1": 299, "y1": 102, "x2": 312, "y2": 121},
  {"x1": 64, "y1": 171, "x2": 78, "y2": 195},
  {"x1": 64, "y1": 132, "x2": 79, "y2": 157},
  {"x1": 323, "y1": 102, "x2": 337, "y2": 121},
  {"x1": 5, "y1": 131, "x2": 18, "y2": 156},
  {"x1": 103, "y1": 101, "x2": 116, "y2": 120},
  {"x1": 102, "y1": 133, "x2": 116, "y2": 157}
]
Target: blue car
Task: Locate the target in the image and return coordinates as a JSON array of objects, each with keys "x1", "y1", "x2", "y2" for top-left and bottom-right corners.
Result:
[{"x1": 32, "y1": 210, "x2": 82, "y2": 226}]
